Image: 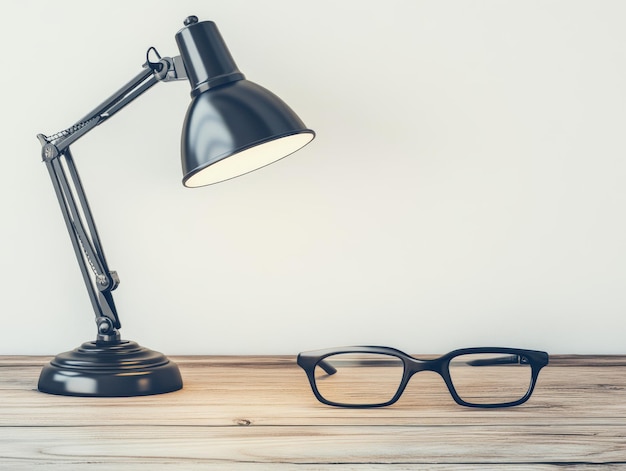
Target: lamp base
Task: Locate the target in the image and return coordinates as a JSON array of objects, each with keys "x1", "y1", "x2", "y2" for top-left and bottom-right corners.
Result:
[{"x1": 38, "y1": 339, "x2": 183, "y2": 397}]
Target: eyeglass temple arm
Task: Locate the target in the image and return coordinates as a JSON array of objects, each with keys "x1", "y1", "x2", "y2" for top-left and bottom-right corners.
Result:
[
  {"x1": 36, "y1": 51, "x2": 187, "y2": 342},
  {"x1": 465, "y1": 355, "x2": 526, "y2": 366},
  {"x1": 317, "y1": 360, "x2": 337, "y2": 375}
]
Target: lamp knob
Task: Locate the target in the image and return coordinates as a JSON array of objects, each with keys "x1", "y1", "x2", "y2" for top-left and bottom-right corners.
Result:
[{"x1": 184, "y1": 16, "x2": 198, "y2": 26}]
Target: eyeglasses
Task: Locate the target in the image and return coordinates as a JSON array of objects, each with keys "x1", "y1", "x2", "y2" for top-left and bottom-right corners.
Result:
[{"x1": 297, "y1": 346, "x2": 549, "y2": 408}]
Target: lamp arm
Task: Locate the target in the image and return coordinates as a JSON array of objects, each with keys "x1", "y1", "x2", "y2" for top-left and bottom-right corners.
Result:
[
  {"x1": 45, "y1": 54, "x2": 187, "y2": 154},
  {"x1": 37, "y1": 51, "x2": 187, "y2": 342}
]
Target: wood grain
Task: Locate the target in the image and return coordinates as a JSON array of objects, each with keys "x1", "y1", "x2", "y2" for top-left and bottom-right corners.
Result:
[{"x1": 1, "y1": 355, "x2": 625, "y2": 469}]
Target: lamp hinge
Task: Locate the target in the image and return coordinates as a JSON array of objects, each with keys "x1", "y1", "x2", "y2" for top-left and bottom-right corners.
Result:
[{"x1": 37, "y1": 134, "x2": 59, "y2": 162}]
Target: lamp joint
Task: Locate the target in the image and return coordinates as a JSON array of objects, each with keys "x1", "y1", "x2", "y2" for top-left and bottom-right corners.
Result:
[
  {"x1": 96, "y1": 317, "x2": 121, "y2": 344},
  {"x1": 96, "y1": 271, "x2": 120, "y2": 291},
  {"x1": 42, "y1": 144, "x2": 59, "y2": 161},
  {"x1": 108, "y1": 270, "x2": 120, "y2": 291},
  {"x1": 37, "y1": 135, "x2": 59, "y2": 162},
  {"x1": 144, "y1": 46, "x2": 187, "y2": 83},
  {"x1": 156, "y1": 56, "x2": 188, "y2": 82}
]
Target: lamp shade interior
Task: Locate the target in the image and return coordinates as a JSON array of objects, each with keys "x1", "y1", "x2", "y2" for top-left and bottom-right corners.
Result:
[
  {"x1": 181, "y1": 79, "x2": 315, "y2": 188},
  {"x1": 183, "y1": 132, "x2": 314, "y2": 187}
]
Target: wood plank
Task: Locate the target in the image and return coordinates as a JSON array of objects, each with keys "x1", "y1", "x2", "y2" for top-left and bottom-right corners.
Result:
[
  {"x1": 2, "y1": 356, "x2": 626, "y2": 426},
  {"x1": 1, "y1": 425, "x2": 625, "y2": 468},
  {"x1": 1, "y1": 355, "x2": 626, "y2": 468}
]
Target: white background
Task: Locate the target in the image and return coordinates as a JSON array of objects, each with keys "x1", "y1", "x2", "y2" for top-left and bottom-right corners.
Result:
[{"x1": 1, "y1": 0, "x2": 625, "y2": 355}]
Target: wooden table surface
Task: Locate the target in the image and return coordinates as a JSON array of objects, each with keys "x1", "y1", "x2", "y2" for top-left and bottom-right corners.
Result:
[{"x1": 1, "y1": 354, "x2": 625, "y2": 469}]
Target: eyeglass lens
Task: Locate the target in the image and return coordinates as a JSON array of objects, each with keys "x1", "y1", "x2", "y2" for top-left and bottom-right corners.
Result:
[
  {"x1": 448, "y1": 353, "x2": 532, "y2": 405},
  {"x1": 314, "y1": 353, "x2": 404, "y2": 406}
]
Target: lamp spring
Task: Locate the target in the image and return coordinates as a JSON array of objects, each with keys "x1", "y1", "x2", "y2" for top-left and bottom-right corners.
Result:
[{"x1": 42, "y1": 116, "x2": 99, "y2": 145}]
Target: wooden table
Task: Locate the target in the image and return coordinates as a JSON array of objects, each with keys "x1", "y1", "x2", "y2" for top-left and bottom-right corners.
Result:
[{"x1": 1, "y1": 355, "x2": 625, "y2": 469}]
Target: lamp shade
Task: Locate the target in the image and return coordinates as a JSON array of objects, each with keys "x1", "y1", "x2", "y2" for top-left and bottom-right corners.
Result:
[{"x1": 176, "y1": 17, "x2": 315, "y2": 187}]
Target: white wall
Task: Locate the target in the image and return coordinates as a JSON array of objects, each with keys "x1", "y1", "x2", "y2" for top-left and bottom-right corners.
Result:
[{"x1": 1, "y1": 0, "x2": 625, "y2": 355}]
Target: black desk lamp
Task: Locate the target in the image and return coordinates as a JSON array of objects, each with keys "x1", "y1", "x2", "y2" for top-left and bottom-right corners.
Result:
[{"x1": 36, "y1": 16, "x2": 315, "y2": 396}]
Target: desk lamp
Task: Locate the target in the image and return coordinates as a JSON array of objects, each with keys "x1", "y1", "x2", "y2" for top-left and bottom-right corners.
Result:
[{"x1": 36, "y1": 16, "x2": 315, "y2": 396}]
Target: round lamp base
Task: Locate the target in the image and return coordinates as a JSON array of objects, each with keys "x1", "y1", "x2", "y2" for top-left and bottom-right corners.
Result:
[{"x1": 38, "y1": 339, "x2": 183, "y2": 397}]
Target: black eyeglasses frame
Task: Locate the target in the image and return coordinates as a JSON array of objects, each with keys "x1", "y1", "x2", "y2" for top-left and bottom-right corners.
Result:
[{"x1": 297, "y1": 346, "x2": 549, "y2": 408}]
